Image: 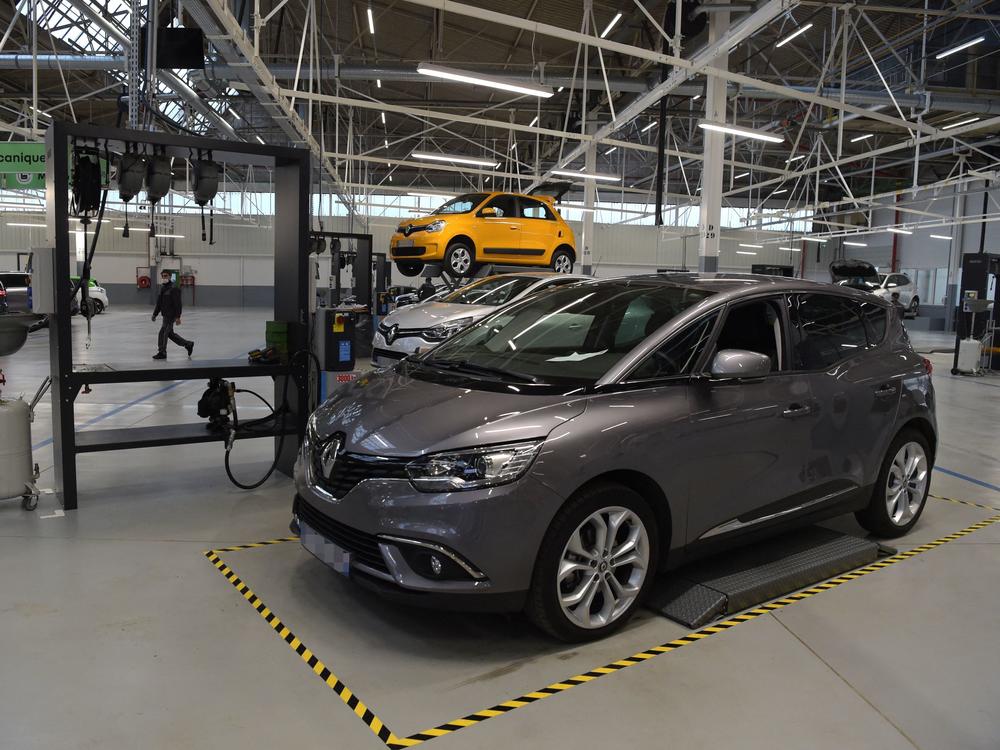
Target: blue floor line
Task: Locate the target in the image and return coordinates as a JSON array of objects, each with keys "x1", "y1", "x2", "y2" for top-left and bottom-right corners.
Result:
[{"x1": 935, "y1": 466, "x2": 1000, "y2": 494}]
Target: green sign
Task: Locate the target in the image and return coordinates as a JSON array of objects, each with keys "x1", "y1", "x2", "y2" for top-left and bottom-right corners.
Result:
[
  {"x1": 2, "y1": 172, "x2": 44, "y2": 189},
  {"x1": 0, "y1": 143, "x2": 45, "y2": 173}
]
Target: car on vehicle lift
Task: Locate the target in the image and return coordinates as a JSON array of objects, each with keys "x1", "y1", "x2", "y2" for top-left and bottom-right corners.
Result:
[
  {"x1": 390, "y1": 183, "x2": 577, "y2": 279},
  {"x1": 831, "y1": 259, "x2": 919, "y2": 317},
  {"x1": 371, "y1": 271, "x2": 590, "y2": 367},
  {"x1": 294, "y1": 274, "x2": 936, "y2": 641}
]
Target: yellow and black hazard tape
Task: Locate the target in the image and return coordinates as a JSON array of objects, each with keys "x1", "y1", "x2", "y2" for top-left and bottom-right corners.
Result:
[
  {"x1": 209, "y1": 536, "x2": 298, "y2": 553},
  {"x1": 392, "y1": 510, "x2": 1000, "y2": 747},
  {"x1": 204, "y1": 548, "x2": 406, "y2": 747},
  {"x1": 930, "y1": 492, "x2": 1000, "y2": 513}
]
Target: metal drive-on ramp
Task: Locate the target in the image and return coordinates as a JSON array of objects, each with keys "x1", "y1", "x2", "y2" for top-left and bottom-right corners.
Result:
[{"x1": 647, "y1": 527, "x2": 884, "y2": 629}]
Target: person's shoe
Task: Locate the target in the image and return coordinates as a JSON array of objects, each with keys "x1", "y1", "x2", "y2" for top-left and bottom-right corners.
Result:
[
  {"x1": 186, "y1": 342, "x2": 194, "y2": 357},
  {"x1": 152, "y1": 353, "x2": 167, "y2": 360}
]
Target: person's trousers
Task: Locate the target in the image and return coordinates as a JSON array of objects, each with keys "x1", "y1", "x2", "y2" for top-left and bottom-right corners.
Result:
[{"x1": 158, "y1": 317, "x2": 192, "y2": 354}]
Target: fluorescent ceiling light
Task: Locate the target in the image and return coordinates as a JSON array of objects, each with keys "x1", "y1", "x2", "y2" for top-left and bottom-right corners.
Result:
[
  {"x1": 529, "y1": 115, "x2": 539, "y2": 128},
  {"x1": 850, "y1": 133, "x2": 874, "y2": 142},
  {"x1": 734, "y1": 171, "x2": 749, "y2": 179},
  {"x1": 376, "y1": 79, "x2": 382, "y2": 88},
  {"x1": 229, "y1": 109, "x2": 242, "y2": 121},
  {"x1": 942, "y1": 116, "x2": 980, "y2": 131},
  {"x1": 785, "y1": 155, "x2": 806, "y2": 163},
  {"x1": 28, "y1": 105, "x2": 51, "y2": 118},
  {"x1": 551, "y1": 169, "x2": 620, "y2": 182},
  {"x1": 803, "y1": 237, "x2": 827, "y2": 243},
  {"x1": 775, "y1": 22, "x2": 813, "y2": 48},
  {"x1": 699, "y1": 121, "x2": 784, "y2": 143},
  {"x1": 886, "y1": 227, "x2": 912, "y2": 235},
  {"x1": 930, "y1": 234, "x2": 952, "y2": 240},
  {"x1": 739, "y1": 243, "x2": 764, "y2": 249},
  {"x1": 255, "y1": 135, "x2": 264, "y2": 144},
  {"x1": 557, "y1": 86, "x2": 565, "y2": 93},
  {"x1": 411, "y1": 151, "x2": 499, "y2": 168},
  {"x1": 416, "y1": 62, "x2": 553, "y2": 98},
  {"x1": 6, "y1": 222, "x2": 46, "y2": 227},
  {"x1": 157, "y1": 234, "x2": 185, "y2": 239},
  {"x1": 388, "y1": 175, "x2": 393, "y2": 182},
  {"x1": 843, "y1": 241, "x2": 868, "y2": 247},
  {"x1": 692, "y1": 94, "x2": 701, "y2": 101},
  {"x1": 641, "y1": 122, "x2": 657, "y2": 132},
  {"x1": 384, "y1": 139, "x2": 389, "y2": 148},
  {"x1": 605, "y1": 146, "x2": 617, "y2": 155},
  {"x1": 936, "y1": 36, "x2": 985, "y2": 59},
  {"x1": 779, "y1": 246, "x2": 800, "y2": 251},
  {"x1": 366, "y1": 6, "x2": 375, "y2": 34},
  {"x1": 600, "y1": 12, "x2": 622, "y2": 39},
  {"x1": 485, "y1": 176, "x2": 491, "y2": 183},
  {"x1": 736, "y1": 250, "x2": 757, "y2": 256},
  {"x1": 381, "y1": 112, "x2": 386, "y2": 125},
  {"x1": 771, "y1": 189, "x2": 788, "y2": 195}
]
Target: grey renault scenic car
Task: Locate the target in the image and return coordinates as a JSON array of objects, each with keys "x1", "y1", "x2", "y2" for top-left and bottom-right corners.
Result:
[{"x1": 293, "y1": 274, "x2": 936, "y2": 641}]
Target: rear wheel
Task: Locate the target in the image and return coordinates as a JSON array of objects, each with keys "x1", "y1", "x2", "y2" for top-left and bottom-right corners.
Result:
[
  {"x1": 908, "y1": 297, "x2": 919, "y2": 318},
  {"x1": 550, "y1": 248, "x2": 574, "y2": 274},
  {"x1": 444, "y1": 241, "x2": 475, "y2": 278},
  {"x1": 396, "y1": 260, "x2": 424, "y2": 277},
  {"x1": 93, "y1": 300, "x2": 105, "y2": 314},
  {"x1": 855, "y1": 429, "x2": 930, "y2": 538},
  {"x1": 526, "y1": 483, "x2": 658, "y2": 641}
]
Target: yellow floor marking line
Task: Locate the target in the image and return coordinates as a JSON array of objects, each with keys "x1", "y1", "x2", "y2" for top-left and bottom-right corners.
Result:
[{"x1": 205, "y1": 499, "x2": 999, "y2": 749}]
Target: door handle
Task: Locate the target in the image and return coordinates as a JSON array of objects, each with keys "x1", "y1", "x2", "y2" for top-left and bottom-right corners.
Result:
[
  {"x1": 509, "y1": 225, "x2": 518, "y2": 230},
  {"x1": 874, "y1": 384, "x2": 898, "y2": 398},
  {"x1": 781, "y1": 402, "x2": 814, "y2": 418}
]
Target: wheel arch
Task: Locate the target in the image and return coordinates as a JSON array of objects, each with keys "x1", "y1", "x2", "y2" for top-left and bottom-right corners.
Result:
[
  {"x1": 447, "y1": 234, "x2": 477, "y2": 254},
  {"x1": 554, "y1": 243, "x2": 576, "y2": 262},
  {"x1": 898, "y1": 417, "x2": 936, "y2": 464}
]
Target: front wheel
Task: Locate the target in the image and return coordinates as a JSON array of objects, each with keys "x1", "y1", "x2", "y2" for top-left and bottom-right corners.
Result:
[
  {"x1": 550, "y1": 248, "x2": 574, "y2": 274},
  {"x1": 444, "y1": 241, "x2": 476, "y2": 278},
  {"x1": 395, "y1": 260, "x2": 425, "y2": 278},
  {"x1": 855, "y1": 429, "x2": 931, "y2": 538},
  {"x1": 526, "y1": 483, "x2": 658, "y2": 641}
]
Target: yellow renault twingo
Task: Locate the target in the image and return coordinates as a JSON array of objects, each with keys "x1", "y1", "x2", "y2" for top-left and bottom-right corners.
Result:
[{"x1": 390, "y1": 190, "x2": 577, "y2": 278}]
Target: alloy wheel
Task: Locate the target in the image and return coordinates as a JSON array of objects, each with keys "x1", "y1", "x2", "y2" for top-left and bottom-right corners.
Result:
[
  {"x1": 449, "y1": 246, "x2": 472, "y2": 275},
  {"x1": 557, "y1": 506, "x2": 649, "y2": 629},
  {"x1": 885, "y1": 441, "x2": 928, "y2": 525},
  {"x1": 553, "y1": 254, "x2": 573, "y2": 273}
]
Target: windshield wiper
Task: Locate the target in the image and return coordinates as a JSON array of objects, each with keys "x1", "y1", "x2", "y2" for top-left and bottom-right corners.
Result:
[{"x1": 421, "y1": 358, "x2": 539, "y2": 383}]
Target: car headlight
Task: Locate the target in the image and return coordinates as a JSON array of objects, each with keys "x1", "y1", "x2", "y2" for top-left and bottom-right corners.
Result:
[
  {"x1": 425, "y1": 219, "x2": 446, "y2": 233},
  {"x1": 423, "y1": 316, "x2": 474, "y2": 341},
  {"x1": 406, "y1": 440, "x2": 543, "y2": 491}
]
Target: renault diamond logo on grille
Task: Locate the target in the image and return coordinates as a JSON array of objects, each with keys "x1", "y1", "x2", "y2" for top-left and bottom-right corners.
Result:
[
  {"x1": 385, "y1": 324, "x2": 399, "y2": 344},
  {"x1": 403, "y1": 224, "x2": 414, "y2": 236},
  {"x1": 320, "y1": 436, "x2": 343, "y2": 478}
]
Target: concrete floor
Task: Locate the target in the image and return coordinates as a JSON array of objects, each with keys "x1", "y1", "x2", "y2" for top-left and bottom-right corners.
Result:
[{"x1": 1, "y1": 306, "x2": 998, "y2": 750}]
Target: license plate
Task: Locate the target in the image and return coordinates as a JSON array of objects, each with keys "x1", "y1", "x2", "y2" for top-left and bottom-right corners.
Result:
[
  {"x1": 300, "y1": 520, "x2": 352, "y2": 576},
  {"x1": 397, "y1": 238, "x2": 414, "y2": 248}
]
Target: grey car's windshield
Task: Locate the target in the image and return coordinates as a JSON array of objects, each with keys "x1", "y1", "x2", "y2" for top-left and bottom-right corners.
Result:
[
  {"x1": 432, "y1": 193, "x2": 488, "y2": 215},
  {"x1": 421, "y1": 282, "x2": 715, "y2": 385},
  {"x1": 441, "y1": 275, "x2": 541, "y2": 306}
]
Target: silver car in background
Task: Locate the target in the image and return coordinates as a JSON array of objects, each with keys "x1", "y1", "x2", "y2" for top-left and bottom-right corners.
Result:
[
  {"x1": 296, "y1": 274, "x2": 936, "y2": 641},
  {"x1": 371, "y1": 272, "x2": 588, "y2": 366}
]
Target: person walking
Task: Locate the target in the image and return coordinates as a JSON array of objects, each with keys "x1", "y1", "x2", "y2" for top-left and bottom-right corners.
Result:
[{"x1": 152, "y1": 270, "x2": 193, "y2": 359}]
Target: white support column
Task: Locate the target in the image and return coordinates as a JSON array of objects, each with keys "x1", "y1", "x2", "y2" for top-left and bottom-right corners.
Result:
[
  {"x1": 698, "y1": 5, "x2": 731, "y2": 273},
  {"x1": 582, "y1": 129, "x2": 597, "y2": 275}
]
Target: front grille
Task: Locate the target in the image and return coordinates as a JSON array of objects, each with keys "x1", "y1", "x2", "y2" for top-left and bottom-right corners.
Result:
[
  {"x1": 393, "y1": 246, "x2": 426, "y2": 257},
  {"x1": 295, "y1": 496, "x2": 390, "y2": 574},
  {"x1": 401, "y1": 224, "x2": 430, "y2": 236},
  {"x1": 313, "y1": 451, "x2": 410, "y2": 499},
  {"x1": 373, "y1": 347, "x2": 405, "y2": 361},
  {"x1": 377, "y1": 323, "x2": 426, "y2": 341}
]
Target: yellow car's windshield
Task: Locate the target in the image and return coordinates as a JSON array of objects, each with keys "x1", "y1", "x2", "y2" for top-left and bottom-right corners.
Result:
[{"x1": 432, "y1": 193, "x2": 489, "y2": 215}]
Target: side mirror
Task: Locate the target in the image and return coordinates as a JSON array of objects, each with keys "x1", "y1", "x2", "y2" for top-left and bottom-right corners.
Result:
[
  {"x1": 709, "y1": 349, "x2": 771, "y2": 379},
  {"x1": 480, "y1": 206, "x2": 498, "y2": 217}
]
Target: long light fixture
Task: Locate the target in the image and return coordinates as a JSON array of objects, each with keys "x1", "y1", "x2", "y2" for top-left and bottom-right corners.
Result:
[
  {"x1": 376, "y1": 79, "x2": 382, "y2": 88},
  {"x1": 600, "y1": 12, "x2": 622, "y2": 38},
  {"x1": 28, "y1": 105, "x2": 51, "y2": 119},
  {"x1": 850, "y1": 133, "x2": 874, "y2": 142},
  {"x1": 785, "y1": 155, "x2": 806, "y2": 163},
  {"x1": 641, "y1": 121, "x2": 657, "y2": 132},
  {"x1": 411, "y1": 151, "x2": 499, "y2": 168},
  {"x1": 699, "y1": 121, "x2": 784, "y2": 143},
  {"x1": 692, "y1": 94, "x2": 701, "y2": 101},
  {"x1": 255, "y1": 135, "x2": 265, "y2": 144},
  {"x1": 551, "y1": 169, "x2": 620, "y2": 182},
  {"x1": 930, "y1": 234, "x2": 952, "y2": 240},
  {"x1": 229, "y1": 108, "x2": 242, "y2": 121},
  {"x1": 775, "y1": 22, "x2": 813, "y2": 48},
  {"x1": 556, "y1": 86, "x2": 565, "y2": 93},
  {"x1": 779, "y1": 246, "x2": 801, "y2": 252},
  {"x1": 381, "y1": 112, "x2": 386, "y2": 126},
  {"x1": 739, "y1": 243, "x2": 763, "y2": 249},
  {"x1": 366, "y1": 6, "x2": 375, "y2": 34},
  {"x1": 936, "y1": 36, "x2": 984, "y2": 59},
  {"x1": 6, "y1": 222, "x2": 46, "y2": 228},
  {"x1": 529, "y1": 115, "x2": 539, "y2": 128},
  {"x1": 416, "y1": 62, "x2": 553, "y2": 98},
  {"x1": 771, "y1": 189, "x2": 788, "y2": 195},
  {"x1": 844, "y1": 240, "x2": 868, "y2": 247},
  {"x1": 942, "y1": 116, "x2": 980, "y2": 131},
  {"x1": 734, "y1": 171, "x2": 749, "y2": 179},
  {"x1": 604, "y1": 146, "x2": 617, "y2": 155},
  {"x1": 803, "y1": 237, "x2": 827, "y2": 243},
  {"x1": 886, "y1": 227, "x2": 912, "y2": 235},
  {"x1": 736, "y1": 250, "x2": 757, "y2": 256}
]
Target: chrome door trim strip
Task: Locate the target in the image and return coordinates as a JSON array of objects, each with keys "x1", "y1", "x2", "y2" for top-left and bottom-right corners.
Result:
[{"x1": 698, "y1": 486, "x2": 855, "y2": 541}]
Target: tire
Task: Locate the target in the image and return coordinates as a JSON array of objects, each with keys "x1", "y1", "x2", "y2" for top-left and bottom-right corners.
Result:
[
  {"x1": 526, "y1": 482, "x2": 658, "y2": 642},
  {"x1": 908, "y1": 297, "x2": 919, "y2": 318},
  {"x1": 396, "y1": 260, "x2": 424, "y2": 278},
  {"x1": 94, "y1": 300, "x2": 105, "y2": 315},
  {"x1": 444, "y1": 241, "x2": 475, "y2": 278},
  {"x1": 855, "y1": 429, "x2": 931, "y2": 538},
  {"x1": 550, "y1": 248, "x2": 574, "y2": 274}
]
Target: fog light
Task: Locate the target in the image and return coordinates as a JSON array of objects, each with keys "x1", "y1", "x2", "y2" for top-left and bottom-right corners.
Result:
[{"x1": 430, "y1": 555, "x2": 443, "y2": 576}]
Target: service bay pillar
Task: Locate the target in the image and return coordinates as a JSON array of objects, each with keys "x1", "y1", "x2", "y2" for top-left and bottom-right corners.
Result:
[
  {"x1": 581, "y1": 129, "x2": 597, "y2": 275},
  {"x1": 698, "y1": 5, "x2": 731, "y2": 273}
]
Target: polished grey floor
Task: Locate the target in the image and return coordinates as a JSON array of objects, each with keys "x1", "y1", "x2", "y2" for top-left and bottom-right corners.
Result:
[{"x1": 1, "y1": 306, "x2": 998, "y2": 750}]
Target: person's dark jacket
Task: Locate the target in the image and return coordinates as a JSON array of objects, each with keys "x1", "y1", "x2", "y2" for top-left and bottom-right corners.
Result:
[
  {"x1": 154, "y1": 281, "x2": 182, "y2": 320},
  {"x1": 418, "y1": 280, "x2": 436, "y2": 301}
]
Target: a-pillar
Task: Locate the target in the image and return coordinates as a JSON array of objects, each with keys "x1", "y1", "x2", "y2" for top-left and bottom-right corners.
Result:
[{"x1": 698, "y1": 4, "x2": 731, "y2": 273}]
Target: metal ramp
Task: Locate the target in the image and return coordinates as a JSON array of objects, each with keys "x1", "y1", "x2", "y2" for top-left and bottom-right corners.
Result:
[{"x1": 646, "y1": 527, "x2": 884, "y2": 629}]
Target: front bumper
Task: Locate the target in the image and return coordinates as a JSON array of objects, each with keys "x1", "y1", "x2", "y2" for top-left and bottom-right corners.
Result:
[
  {"x1": 390, "y1": 238, "x2": 442, "y2": 261},
  {"x1": 292, "y1": 450, "x2": 565, "y2": 604}
]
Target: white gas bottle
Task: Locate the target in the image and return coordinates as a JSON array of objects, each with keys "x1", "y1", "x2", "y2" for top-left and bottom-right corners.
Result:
[{"x1": 0, "y1": 397, "x2": 33, "y2": 498}]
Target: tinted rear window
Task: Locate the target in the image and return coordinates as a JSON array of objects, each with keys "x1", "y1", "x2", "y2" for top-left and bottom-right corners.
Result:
[
  {"x1": 859, "y1": 300, "x2": 888, "y2": 344},
  {"x1": 790, "y1": 294, "x2": 868, "y2": 369}
]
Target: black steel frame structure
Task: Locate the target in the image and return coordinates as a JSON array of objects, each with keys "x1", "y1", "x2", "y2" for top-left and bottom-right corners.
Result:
[{"x1": 44, "y1": 122, "x2": 311, "y2": 509}]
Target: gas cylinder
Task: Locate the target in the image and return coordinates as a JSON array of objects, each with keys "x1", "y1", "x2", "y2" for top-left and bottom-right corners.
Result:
[{"x1": 0, "y1": 397, "x2": 32, "y2": 498}]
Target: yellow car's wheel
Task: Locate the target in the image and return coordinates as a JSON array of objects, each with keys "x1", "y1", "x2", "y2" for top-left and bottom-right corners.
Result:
[
  {"x1": 551, "y1": 248, "x2": 574, "y2": 274},
  {"x1": 396, "y1": 261, "x2": 424, "y2": 277},
  {"x1": 444, "y1": 241, "x2": 476, "y2": 278}
]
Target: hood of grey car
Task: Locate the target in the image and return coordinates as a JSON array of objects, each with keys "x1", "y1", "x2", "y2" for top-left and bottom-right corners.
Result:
[
  {"x1": 381, "y1": 300, "x2": 496, "y2": 330},
  {"x1": 311, "y1": 368, "x2": 587, "y2": 456}
]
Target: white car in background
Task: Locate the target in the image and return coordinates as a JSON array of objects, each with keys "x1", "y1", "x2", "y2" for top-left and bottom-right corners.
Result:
[
  {"x1": 830, "y1": 260, "x2": 918, "y2": 317},
  {"x1": 372, "y1": 272, "x2": 590, "y2": 366},
  {"x1": 873, "y1": 272, "x2": 918, "y2": 317},
  {"x1": 72, "y1": 277, "x2": 110, "y2": 314}
]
